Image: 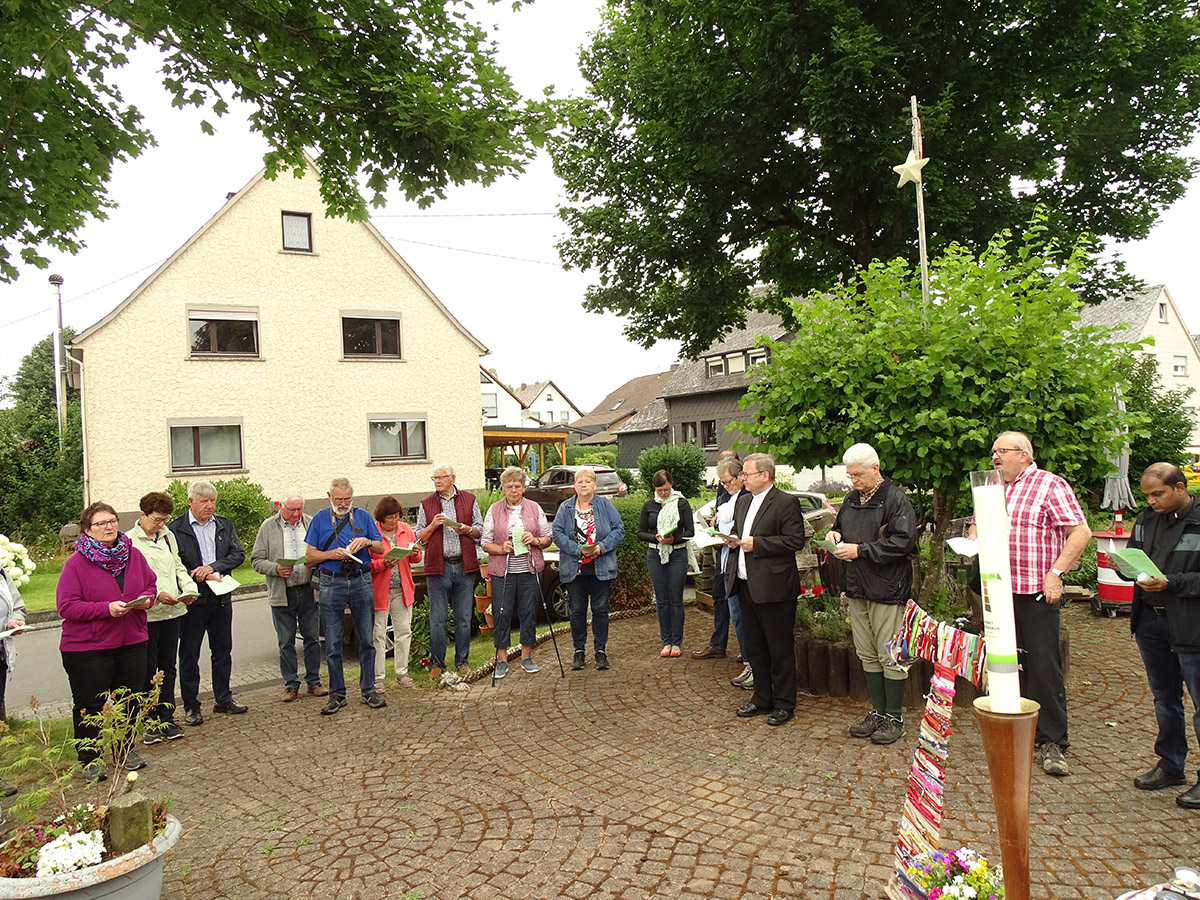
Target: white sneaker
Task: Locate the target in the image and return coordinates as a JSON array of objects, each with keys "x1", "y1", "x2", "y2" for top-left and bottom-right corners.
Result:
[{"x1": 731, "y1": 664, "x2": 753, "y2": 688}]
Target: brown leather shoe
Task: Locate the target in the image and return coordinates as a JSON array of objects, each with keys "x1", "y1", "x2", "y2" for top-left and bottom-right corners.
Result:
[
  {"x1": 430, "y1": 667, "x2": 443, "y2": 680},
  {"x1": 691, "y1": 645, "x2": 726, "y2": 660},
  {"x1": 281, "y1": 687, "x2": 299, "y2": 703},
  {"x1": 307, "y1": 683, "x2": 329, "y2": 697}
]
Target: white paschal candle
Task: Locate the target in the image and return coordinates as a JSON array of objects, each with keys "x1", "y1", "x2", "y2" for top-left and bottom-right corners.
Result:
[{"x1": 971, "y1": 475, "x2": 1022, "y2": 713}]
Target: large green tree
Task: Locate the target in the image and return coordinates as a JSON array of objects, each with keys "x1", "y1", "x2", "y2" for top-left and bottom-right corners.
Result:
[
  {"x1": 1, "y1": 0, "x2": 542, "y2": 282},
  {"x1": 550, "y1": 0, "x2": 1200, "y2": 355},
  {"x1": 0, "y1": 330, "x2": 82, "y2": 541},
  {"x1": 737, "y1": 218, "x2": 1143, "y2": 601},
  {"x1": 1116, "y1": 354, "x2": 1194, "y2": 478}
]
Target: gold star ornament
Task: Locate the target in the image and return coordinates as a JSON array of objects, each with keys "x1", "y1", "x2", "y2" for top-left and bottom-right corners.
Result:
[{"x1": 893, "y1": 149, "x2": 929, "y2": 187}]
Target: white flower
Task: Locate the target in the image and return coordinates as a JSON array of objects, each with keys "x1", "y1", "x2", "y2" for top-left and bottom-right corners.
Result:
[
  {"x1": 0, "y1": 534, "x2": 35, "y2": 581},
  {"x1": 36, "y1": 829, "x2": 105, "y2": 877}
]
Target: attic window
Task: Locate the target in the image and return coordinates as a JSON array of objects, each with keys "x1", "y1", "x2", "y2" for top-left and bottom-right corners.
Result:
[
  {"x1": 748, "y1": 348, "x2": 768, "y2": 366},
  {"x1": 1159, "y1": 302, "x2": 1168, "y2": 323},
  {"x1": 281, "y1": 212, "x2": 312, "y2": 252},
  {"x1": 726, "y1": 353, "x2": 747, "y2": 374},
  {"x1": 611, "y1": 400, "x2": 624, "y2": 411}
]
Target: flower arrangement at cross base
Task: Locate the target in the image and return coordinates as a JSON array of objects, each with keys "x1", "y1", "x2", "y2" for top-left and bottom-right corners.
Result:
[
  {"x1": 906, "y1": 847, "x2": 1005, "y2": 900},
  {"x1": 0, "y1": 676, "x2": 174, "y2": 879}
]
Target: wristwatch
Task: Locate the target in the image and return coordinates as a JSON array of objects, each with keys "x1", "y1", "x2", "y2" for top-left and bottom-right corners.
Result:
[{"x1": 1049, "y1": 567, "x2": 1065, "y2": 579}]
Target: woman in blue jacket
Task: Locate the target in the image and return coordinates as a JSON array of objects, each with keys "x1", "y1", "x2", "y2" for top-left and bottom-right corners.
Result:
[{"x1": 552, "y1": 468, "x2": 626, "y2": 672}]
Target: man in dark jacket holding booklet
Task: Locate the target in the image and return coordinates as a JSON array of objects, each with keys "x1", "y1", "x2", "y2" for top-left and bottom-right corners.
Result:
[{"x1": 1122, "y1": 462, "x2": 1200, "y2": 810}]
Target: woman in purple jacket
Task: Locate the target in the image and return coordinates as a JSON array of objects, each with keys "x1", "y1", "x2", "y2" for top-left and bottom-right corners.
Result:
[{"x1": 57, "y1": 502, "x2": 157, "y2": 781}]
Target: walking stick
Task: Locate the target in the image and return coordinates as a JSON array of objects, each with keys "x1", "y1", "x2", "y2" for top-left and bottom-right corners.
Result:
[{"x1": 533, "y1": 566, "x2": 565, "y2": 678}]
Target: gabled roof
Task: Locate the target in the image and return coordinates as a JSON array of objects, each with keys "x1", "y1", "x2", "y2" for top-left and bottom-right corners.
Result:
[
  {"x1": 616, "y1": 398, "x2": 669, "y2": 434},
  {"x1": 480, "y1": 365, "x2": 527, "y2": 409},
  {"x1": 661, "y1": 310, "x2": 791, "y2": 398},
  {"x1": 71, "y1": 152, "x2": 488, "y2": 355},
  {"x1": 514, "y1": 379, "x2": 583, "y2": 414},
  {"x1": 1076, "y1": 284, "x2": 1165, "y2": 339},
  {"x1": 572, "y1": 369, "x2": 675, "y2": 430}
]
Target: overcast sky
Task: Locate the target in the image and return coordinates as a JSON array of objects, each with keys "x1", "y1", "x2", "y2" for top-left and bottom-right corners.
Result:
[{"x1": 3, "y1": 4, "x2": 1199, "y2": 413}]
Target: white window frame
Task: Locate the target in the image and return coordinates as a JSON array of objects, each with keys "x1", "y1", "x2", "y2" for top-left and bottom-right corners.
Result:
[
  {"x1": 701, "y1": 419, "x2": 718, "y2": 448},
  {"x1": 1174, "y1": 355, "x2": 1188, "y2": 376},
  {"x1": 706, "y1": 357, "x2": 725, "y2": 377},
  {"x1": 748, "y1": 348, "x2": 768, "y2": 366},
  {"x1": 726, "y1": 353, "x2": 747, "y2": 374},
  {"x1": 1159, "y1": 302, "x2": 1168, "y2": 323},
  {"x1": 482, "y1": 393, "x2": 498, "y2": 418}
]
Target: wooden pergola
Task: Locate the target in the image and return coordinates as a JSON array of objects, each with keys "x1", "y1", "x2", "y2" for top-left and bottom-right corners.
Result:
[{"x1": 482, "y1": 426, "x2": 570, "y2": 473}]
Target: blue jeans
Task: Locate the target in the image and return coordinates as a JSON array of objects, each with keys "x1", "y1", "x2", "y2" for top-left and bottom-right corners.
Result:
[
  {"x1": 648, "y1": 547, "x2": 688, "y2": 646},
  {"x1": 493, "y1": 571, "x2": 538, "y2": 650},
  {"x1": 272, "y1": 583, "x2": 323, "y2": 690},
  {"x1": 707, "y1": 563, "x2": 746, "y2": 656},
  {"x1": 318, "y1": 569, "x2": 376, "y2": 699},
  {"x1": 568, "y1": 572, "x2": 610, "y2": 652},
  {"x1": 1135, "y1": 610, "x2": 1200, "y2": 777},
  {"x1": 427, "y1": 559, "x2": 476, "y2": 669}
]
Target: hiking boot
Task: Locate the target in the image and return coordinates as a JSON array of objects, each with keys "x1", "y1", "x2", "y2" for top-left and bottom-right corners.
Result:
[
  {"x1": 595, "y1": 650, "x2": 609, "y2": 670},
  {"x1": 361, "y1": 692, "x2": 387, "y2": 709},
  {"x1": 124, "y1": 750, "x2": 148, "y2": 771},
  {"x1": 1040, "y1": 742, "x2": 1069, "y2": 776},
  {"x1": 80, "y1": 760, "x2": 107, "y2": 783},
  {"x1": 731, "y1": 664, "x2": 753, "y2": 688},
  {"x1": 870, "y1": 715, "x2": 905, "y2": 745},
  {"x1": 162, "y1": 722, "x2": 185, "y2": 741},
  {"x1": 281, "y1": 687, "x2": 299, "y2": 703},
  {"x1": 320, "y1": 696, "x2": 347, "y2": 716},
  {"x1": 849, "y1": 710, "x2": 884, "y2": 739},
  {"x1": 307, "y1": 683, "x2": 329, "y2": 697},
  {"x1": 572, "y1": 650, "x2": 586, "y2": 671}
]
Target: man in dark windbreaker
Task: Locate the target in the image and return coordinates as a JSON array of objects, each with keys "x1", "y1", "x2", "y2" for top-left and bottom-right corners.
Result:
[
  {"x1": 1124, "y1": 462, "x2": 1200, "y2": 810},
  {"x1": 829, "y1": 443, "x2": 917, "y2": 745}
]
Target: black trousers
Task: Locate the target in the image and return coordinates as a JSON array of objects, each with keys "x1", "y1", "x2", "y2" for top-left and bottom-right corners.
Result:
[
  {"x1": 61, "y1": 641, "x2": 147, "y2": 764},
  {"x1": 179, "y1": 598, "x2": 234, "y2": 711},
  {"x1": 145, "y1": 617, "x2": 183, "y2": 724},
  {"x1": 1013, "y1": 591, "x2": 1068, "y2": 749},
  {"x1": 735, "y1": 578, "x2": 797, "y2": 713}
]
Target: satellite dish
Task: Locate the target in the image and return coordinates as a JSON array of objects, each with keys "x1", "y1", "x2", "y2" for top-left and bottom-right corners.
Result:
[{"x1": 520, "y1": 409, "x2": 539, "y2": 420}]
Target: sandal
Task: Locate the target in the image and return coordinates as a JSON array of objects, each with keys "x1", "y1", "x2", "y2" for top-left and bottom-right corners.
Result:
[
  {"x1": 660, "y1": 646, "x2": 671, "y2": 658},
  {"x1": 669, "y1": 646, "x2": 682, "y2": 657},
  {"x1": 397, "y1": 675, "x2": 415, "y2": 688}
]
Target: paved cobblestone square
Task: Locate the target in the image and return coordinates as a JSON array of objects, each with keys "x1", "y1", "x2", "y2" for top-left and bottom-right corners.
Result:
[{"x1": 125, "y1": 603, "x2": 1195, "y2": 898}]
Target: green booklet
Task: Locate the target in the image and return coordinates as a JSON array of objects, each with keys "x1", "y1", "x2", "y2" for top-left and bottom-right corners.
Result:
[
  {"x1": 812, "y1": 538, "x2": 840, "y2": 552},
  {"x1": 177, "y1": 590, "x2": 200, "y2": 600},
  {"x1": 1109, "y1": 548, "x2": 1166, "y2": 581},
  {"x1": 275, "y1": 557, "x2": 306, "y2": 567},
  {"x1": 384, "y1": 546, "x2": 416, "y2": 560}
]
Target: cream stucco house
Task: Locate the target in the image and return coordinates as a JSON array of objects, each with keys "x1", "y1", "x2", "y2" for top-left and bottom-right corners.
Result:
[{"x1": 68, "y1": 156, "x2": 488, "y2": 513}]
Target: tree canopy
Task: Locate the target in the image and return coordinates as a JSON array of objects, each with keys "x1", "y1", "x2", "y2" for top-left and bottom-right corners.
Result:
[
  {"x1": 1116, "y1": 354, "x2": 1195, "y2": 479},
  {"x1": 1, "y1": 0, "x2": 543, "y2": 282},
  {"x1": 736, "y1": 216, "x2": 1143, "y2": 595},
  {"x1": 550, "y1": 0, "x2": 1200, "y2": 354}
]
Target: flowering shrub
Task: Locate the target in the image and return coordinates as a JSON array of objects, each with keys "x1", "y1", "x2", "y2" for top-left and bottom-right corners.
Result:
[
  {"x1": 0, "y1": 534, "x2": 36, "y2": 586},
  {"x1": 907, "y1": 847, "x2": 1004, "y2": 900},
  {"x1": 36, "y1": 828, "x2": 105, "y2": 878}
]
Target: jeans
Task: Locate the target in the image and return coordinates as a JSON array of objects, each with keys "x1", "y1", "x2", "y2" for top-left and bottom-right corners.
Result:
[
  {"x1": 427, "y1": 559, "x2": 476, "y2": 669},
  {"x1": 568, "y1": 572, "x2": 611, "y2": 652},
  {"x1": 145, "y1": 617, "x2": 182, "y2": 723},
  {"x1": 272, "y1": 583, "x2": 322, "y2": 690},
  {"x1": 318, "y1": 569, "x2": 376, "y2": 699},
  {"x1": 179, "y1": 598, "x2": 234, "y2": 711},
  {"x1": 1135, "y1": 610, "x2": 1200, "y2": 776},
  {"x1": 1013, "y1": 592, "x2": 1068, "y2": 749},
  {"x1": 493, "y1": 571, "x2": 538, "y2": 650},
  {"x1": 707, "y1": 563, "x2": 746, "y2": 655},
  {"x1": 61, "y1": 642, "x2": 147, "y2": 764},
  {"x1": 648, "y1": 547, "x2": 688, "y2": 646}
]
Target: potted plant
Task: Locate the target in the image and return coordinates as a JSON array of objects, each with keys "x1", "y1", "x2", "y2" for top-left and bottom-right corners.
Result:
[
  {"x1": 0, "y1": 675, "x2": 182, "y2": 898},
  {"x1": 475, "y1": 576, "x2": 494, "y2": 634}
]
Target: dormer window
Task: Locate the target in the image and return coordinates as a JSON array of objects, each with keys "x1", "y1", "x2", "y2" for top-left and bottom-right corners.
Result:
[
  {"x1": 706, "y1": 357, "x2": 725, "y2": 377},
  {"x1": 281, "y1": 212, "x2": 312, "y2": 252}
]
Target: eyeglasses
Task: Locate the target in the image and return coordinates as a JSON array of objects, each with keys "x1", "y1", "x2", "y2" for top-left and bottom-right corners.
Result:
[
  {"x1": 431, "y1": 474, "x2": 452, "y2": 481},
  {"x1": 147, "y1": 514, "x2": 169, "y2": 525},
  {"x1": 991, "y1": 448, "x2": 1023, "y2": 456},
  {"x1": 719, "y1": 478, "x2": 739, "y2": 487},
  {"x1": 91, "y1": 518, "x2": 119, "y2": 529}
]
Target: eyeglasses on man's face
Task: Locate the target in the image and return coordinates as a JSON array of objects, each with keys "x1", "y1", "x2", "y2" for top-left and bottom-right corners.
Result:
[{"x1": 990, "y1": 447, "x2": 1022, "y2": 457}]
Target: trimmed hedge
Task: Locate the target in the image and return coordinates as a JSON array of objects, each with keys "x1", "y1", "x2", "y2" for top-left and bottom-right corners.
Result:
[
  {"x1": 610, "y1": 495, "x2": 653, "y2": 609},
  {"x1": 636, "y1": 443, "x2": 707, "y2": 499}
]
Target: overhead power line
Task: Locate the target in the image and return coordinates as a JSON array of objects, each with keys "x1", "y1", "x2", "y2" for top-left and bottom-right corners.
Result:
[{"x1": 383, "y1": 235, "x2": 561, "y2": 266}]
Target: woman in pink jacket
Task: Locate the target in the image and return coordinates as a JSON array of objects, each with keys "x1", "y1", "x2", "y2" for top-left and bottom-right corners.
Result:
[
  {"x1": 369, "y1": 497, "x2": 422, "y2": 690},
  {"x1": 57, "y1": 502, "x2": 157, "y2": 781}
]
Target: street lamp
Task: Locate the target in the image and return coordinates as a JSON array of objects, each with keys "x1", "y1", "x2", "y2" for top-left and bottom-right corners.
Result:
[{"x1": 49, "y1": 274, "x2": 65, "y2": 450}]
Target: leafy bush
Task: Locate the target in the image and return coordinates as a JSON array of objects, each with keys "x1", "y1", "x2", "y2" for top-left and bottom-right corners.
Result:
[
  {"x1": 577, "y1": 450, "x2": 616, "y2": 468},
  {"x1": 796, "y1": 586, "x2": 850, "y2": 641},
  {"x1": 166, "y1": 476, "x2": 274, "y2": 550},
  {"x1": 617, "y1": 467, "x2": 639, "y2": 492},
  {"x1": 636, "y1": 443, "x2": 707, "y2": 498},
  {"x1": 610, "y1": 495, "x2": 652, "y2": 608}
]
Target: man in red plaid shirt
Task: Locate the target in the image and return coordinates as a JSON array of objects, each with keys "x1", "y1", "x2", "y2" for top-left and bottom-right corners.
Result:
[{"x1": 970, "y1": 431, "x2": 1091, "y2": 776}]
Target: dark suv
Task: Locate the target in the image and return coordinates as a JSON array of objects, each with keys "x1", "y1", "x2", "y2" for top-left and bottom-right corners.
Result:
[{"x1": 524, "y1": 465, "x2": 628, "y2": 516}]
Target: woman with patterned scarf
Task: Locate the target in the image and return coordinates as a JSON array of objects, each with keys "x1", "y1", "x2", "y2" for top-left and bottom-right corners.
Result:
[
  {"x1": 57, "y1": 502, "x2": 157, "y2": 781},
  {"x1": 637, "y1": 469, "x2": 695, "y2": 658}
]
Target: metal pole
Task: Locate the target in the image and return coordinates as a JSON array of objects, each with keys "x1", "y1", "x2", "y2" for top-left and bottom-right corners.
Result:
[{"x1": 49, "y1": 274, "x2": 66, "y2": 449}]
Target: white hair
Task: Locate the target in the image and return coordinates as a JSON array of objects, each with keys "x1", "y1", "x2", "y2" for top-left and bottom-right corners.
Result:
[
  {"x1": 329, "y1": 476, "x2": 352, "y2": 492},
  {"x1": 188, "y1": 480, "x2": 217, "y2": 500},
  {"x1": 432, "y1": 462, "x2": 456, "y2": 477},
  {"x1": 996, "y1": 431, "x2": 1034, "y2": 458},
  {"x1": 280, "y1": 489, "x2": 305, "y2": 505},
  {"x1": 842, "y1": 443, "x2": 880, "y2": 468}
]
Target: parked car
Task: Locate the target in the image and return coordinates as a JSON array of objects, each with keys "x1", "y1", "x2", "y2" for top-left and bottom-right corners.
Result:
[
  {"x1": 524, "y1": 465, "x2": 628, "y2": 516},
  {"x1": 785, "y1": 490, "x2": 839, "y2": 532}
]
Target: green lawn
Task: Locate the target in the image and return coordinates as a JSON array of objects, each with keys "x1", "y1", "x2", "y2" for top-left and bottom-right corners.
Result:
[{"x1": 18, "y1": 559, "x2": 265, "y2": 614}]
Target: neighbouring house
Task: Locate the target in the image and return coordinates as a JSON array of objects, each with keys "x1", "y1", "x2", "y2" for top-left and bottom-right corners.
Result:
[
  {"x1": 68, "y1": 155, "x2": 489, "y2": 516},
  {"x1": 571, "y1": 369, "x2": 676, "y2": 447},
  {"x1": 515, "y1": 380, "x2": 583, "y2": 428},
  {"x1": 613, "y1": 399, "x2": 669, "y2": 468},
  {"x1": 655, "y1": 311, "x2": 790, "y2": 463},
  {"x1": 480, "y1": 366, "x2": 528, "y2": 428},
  {"x1": 1078, "y1": 284, "x2": 1200, "y2": 452}
]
